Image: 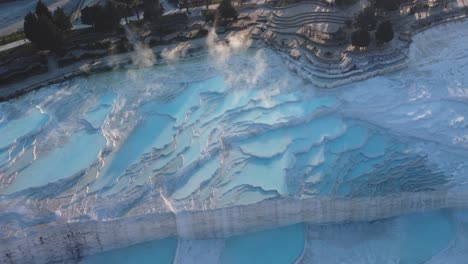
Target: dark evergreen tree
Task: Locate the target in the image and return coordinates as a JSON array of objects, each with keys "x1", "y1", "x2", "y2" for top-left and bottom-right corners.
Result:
[
  {"x1": 205, "y1": 0, "x2": 211, "y2": 10},
  {"x1": 375, "y1": 21, "x2": 394, "y2": 43},
  {"x1": 53, "y1": 7, "x2": 72, "y2": 31},
  {"x1": 354, "y1": 6, "x2": 377, "y2": 31},
  {"x1": 35, "y1": 0, "x2": 52, "y2": 19},
  {"x1": 351, "y1": 29, "x2": 371, "y2": 48},
  {"x1": 115, "y1": 0, "x2": 141, "y2": 24},
  {"x1": 81, "y1": 3, "x2": 121, "y2": 31},
  {"x1": 80, "y1": 5, "x2": 101, "y2": 27},
  {"x1": 24, "y1": 2, "x2": 63, "y2": 51},
  {"x1": 95, "y1": 2, "x2": 122, "y2": 31},
  {"x1": 24, "y1": 12, "x2": 39, "y2": 43},
  {"x1": 35, "y1": 14, "x2": 63, "y2": 50},
  {"x1": 218, "y1": 0, "x2": 238, "y2": 20},
  {"x1": 372, "y1": 0, "x2": 401, "y2": 11},
  {"x1": 183, "y1": 0, "x2": 190, "y2": 14},
  {"x1": 335, "y1": 0, "x2": 357, "y2": 7},
  {"x1": 143, "y1": 0, "x2": 161, "y2": 21}
]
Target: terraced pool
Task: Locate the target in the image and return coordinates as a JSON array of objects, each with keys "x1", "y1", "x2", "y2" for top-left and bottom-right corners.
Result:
[{"x1": 1, "y1": 21, "x2": 468, "y2": 263}]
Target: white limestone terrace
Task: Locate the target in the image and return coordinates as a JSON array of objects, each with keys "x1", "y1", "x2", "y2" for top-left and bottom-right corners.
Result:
[
  {"x1": 0, "y1": 19, "x2": 468, "y2": 263},
  {"x1": 253, "y1": 0, "x2": 468, "y2": 88}
]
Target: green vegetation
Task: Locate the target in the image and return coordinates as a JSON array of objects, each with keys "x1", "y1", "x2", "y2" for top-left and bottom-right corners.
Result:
[
  {"x1": 115, "y1": 0, "x2": 141, "y2": 23},
  {"x1": 354, "y1": 6, "x2": 377, "y2": 31},
  {"x1": 335, "y1": 0, "x2": 359, "y2": 7},
  {"x1": 375, "y1": 20, "x2": 394, "y2": 43},
  {"x1": 268, "y1": 0, "x2": 298, "y2": 7},
  {"x1": 218, "y1": 0, "x2": 238, "y2": 20},
  {"x1": 23, "y1": 1, "x2": 71, "y2": 51},
  {"x1": 80, "y1": 5, "x2": 99, "y2": 26},
  {"x1": 53, "y1": 8, "x2": 72, "y2": 31},
  {"x1": 35, "y1": 0, "x2": 52, "y2": 19},
  {"x1": 179, "y1": 0, "x2": 222, "y2": 9},
  {"x1": 351, "y1": 29, "x2": 370, "y2": 47},
  {"x1": 0, "y1": 31, "x2": 25, "y2": 46},
  {"x1": 202, "y1": 9, "x2": 217, "y2": 22},
  {"x1": 350, "y1": 7, "x2": 375, "y2": 48},
  {"x1": 80, "y1": 3, "x2": 123, "y2": 31},
  {"x1": 0, "y1": 42, "x2": 35, "y2": 62},
  {"x1": 143, "y1": 0, "x2": 162, "y2": 21},
  {"x1": 372, "y1": 0, "x2": 401, "y2": 12},
  {"x1": 350, "y1": 5, "x2": 395, "y2": 47}
]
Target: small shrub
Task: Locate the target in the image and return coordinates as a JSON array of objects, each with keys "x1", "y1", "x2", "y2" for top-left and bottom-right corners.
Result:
[{"x1": 351, "y1": 29, "x2": 370, "y2": 48}]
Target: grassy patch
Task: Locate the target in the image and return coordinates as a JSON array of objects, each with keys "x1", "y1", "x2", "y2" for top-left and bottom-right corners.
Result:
[
  {"x1": 0, "y1": 31, "x2": 26, "y2": 46},
  {"x1": 0, "y1": 43, "x2": 37, "y2": 64},
  {"x1": 179, "y1": 0, "x2": 222, "y2": 9},
  {"x1": 267, "y1": 0, "x2": 299, "y2": 7}
]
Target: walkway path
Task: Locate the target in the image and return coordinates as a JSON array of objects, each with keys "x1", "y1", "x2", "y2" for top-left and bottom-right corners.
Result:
[{"x1": 0, "y1": 38, "x2": 29, "y2": 52}]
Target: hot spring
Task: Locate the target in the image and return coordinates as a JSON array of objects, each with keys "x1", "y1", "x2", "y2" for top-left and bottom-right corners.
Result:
[{"x1": 1, "y1": 21, "x2": 468, "y2": 263}]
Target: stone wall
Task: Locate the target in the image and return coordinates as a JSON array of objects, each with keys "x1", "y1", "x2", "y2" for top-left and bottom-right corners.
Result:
[{"x1": 1, "y1": 190, "x2": 467, "y2": 263}]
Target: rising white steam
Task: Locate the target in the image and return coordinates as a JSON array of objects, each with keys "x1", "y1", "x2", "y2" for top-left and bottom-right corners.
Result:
[
  {"x1": 124, "y1": 26, "x2": 156, "y2": 68},
  {"x1": 161, "y1": 43, "x2": 192, "y2": 62},
  {"x1": 205, "y1": 28, "x2": 252, "y2": 64}
]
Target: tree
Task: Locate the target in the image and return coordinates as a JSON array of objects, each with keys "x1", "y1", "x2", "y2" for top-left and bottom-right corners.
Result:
[
  {"x1": 375, "y1": 21, "x2": 394, "y2": 43},
  {"x1": 134, "y1": 3, "x2": 141, "y2": 20},
  {"x1": 218, "y1": 0, "x2": 238, "y2": 20},
  {"x1": 53, "y1": 7, "x2": 72, "y2": 31},
  {"x1": 183, "y1": 0, "x2": 190, "y2": 14},
  {"x1": 24, "y1": 12, "x2": 39, "y2": 43},
  {"x1": 24, "y1": 13, "x2": 62, "y2": 50},
  {"x1": 24, "y1": 2, "x2": 63, "y2": 51},
  {"x1": 95, "y1": 2, "x2": 122, "y2": 31},
  {"x1": 351, "y1": 29, "x2": 370, "y2": 48},
  {"x1": 354, "y1": 6, "x2": 377, "y2": 31},
  {"x1": 335, "y1": 0, "x2": 357, "y2": 7},
  {"x1": 143, "y1": 0, "x2": 161, "y2": 21},
  {"x1": 115, "y1": 0, "x2": 140, "y2": 24},
  {"x1": 81, "y1": 3, "x2": 122, "y2": 31},
  {"x1": 35, "y1": 14, "x2": 63, "y2": 50},
  {"x1": 372, "y1": 0, "x2": 401, "y2": 11},
  {"x1": 35, "y1": 0, "x2": 52, "y2": 19},
  {"x1": 205, "y1": 0, "x2": 211, "y2": 10},
  {"x1": 81, "y1": 5, "x2": 101, "y2": 27}
]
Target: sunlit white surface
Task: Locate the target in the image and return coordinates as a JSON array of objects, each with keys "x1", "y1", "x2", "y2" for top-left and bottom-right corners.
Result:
[{"x1": 0, "y1": 20, "x2": 468, "y2": 264}]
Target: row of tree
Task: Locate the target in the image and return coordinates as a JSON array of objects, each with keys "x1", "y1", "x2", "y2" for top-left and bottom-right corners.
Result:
[
  {"x1": 80, "y1": 0, "x2": 167, "y2": 30},
  {"x1": 24, "y1": 1, "x2": 72, "y2": 51},
  {"x1": 350, "y1": 6, "x2": 394, "y2": 48},
  {"x1": 336, "y1": 0, "x2": 401, "y2": 11},
  {"x1": 80, "y1": 3, "x2": 122, "y2": 31},
  {"x1": 24, "y1": 0, "x2": 238, "y2": 51}
]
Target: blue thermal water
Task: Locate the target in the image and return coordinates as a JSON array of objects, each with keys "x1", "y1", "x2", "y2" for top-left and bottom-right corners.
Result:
[
  {"x1": 84, "y1": 92, "x2": 116, "y2": 129},
  {"x1": 329, "y1": 125, "x2": 369, "y2": 153},
  {"x1": 222, "y1": 153, "x2": 290, "y2": 195},
  {"x1": 172, "y1": 158, "x2": 218, "y2": 200},
  {"x1": 4, "y1": 130, "x2": 106, "y2": 194},
  {"x1": 79, "y1": 237, "x2": 177, "y2": 264},
  {"x1": 0, "y1": 108, "x2": 48, "y2": 149},
  {"x1": 1, "y1": 50, "x2": 449, "y2": 202},
  {"x1": 360, "y1": 134, "x2": 387, "y2": 158},
  {"x1": 220, "y1": 224, "x2": 305, "y2": 264},
  {"x1": 398, "y1": 211, "x2": 455, "y2": 264},
  {"x1": 2, "y1": 20, "x2": 468, "y2": 263},
  {"x1": 305, "y1": 209, "x2": 456, "y2": 263},
  {"x1": 0, "y1": 149, "x2": 8, "y2": 166},
  {"x1": 91, "y1": 114, "x2": 175, "y2": 193}
]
